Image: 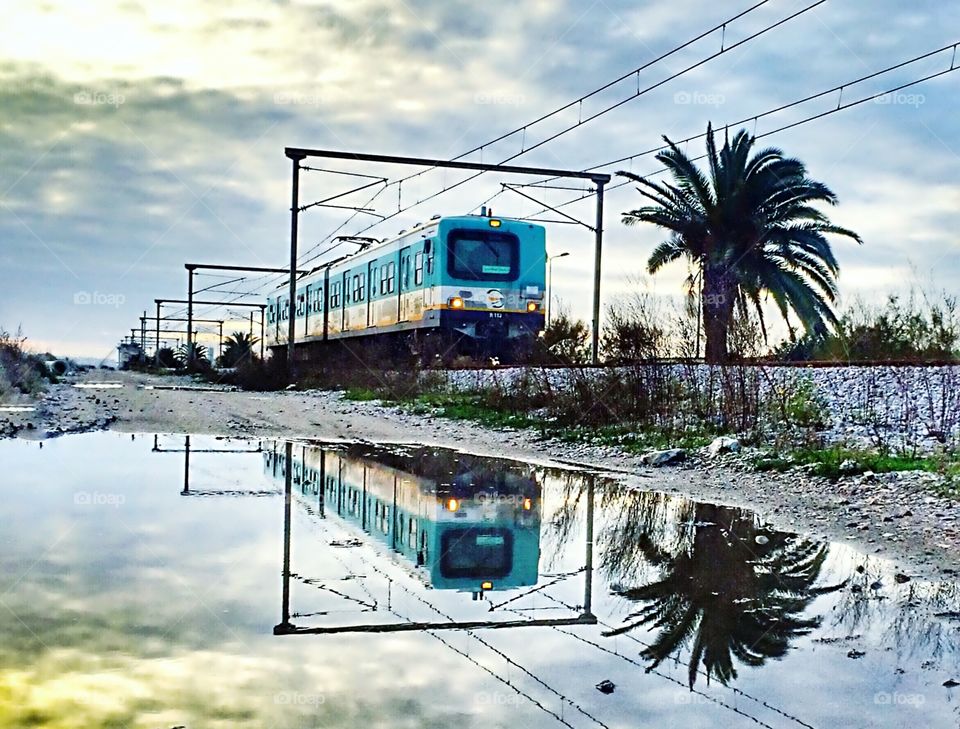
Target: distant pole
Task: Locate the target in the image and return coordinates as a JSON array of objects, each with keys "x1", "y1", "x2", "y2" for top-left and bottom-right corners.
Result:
[
  {"x1": 154, "y1": 301, "x2": 161, "y2": 365},
  {"x1": 259, "y1": 305, "x2": 266, "y2": 360},
  {"x1": 546, "y1": 251, "x2": 569, "y2": 327},
  {"x1": 249, "y1": 311, "x2": 254, "y2": 337},
  {"x1": 140, "y1": 313, "x2": 146, "y2": 350},
  {"x1": 591, "y1": 181, "x2": 606, "y2": 364},
  {"x1": 186, "y1": 265, "x2": 196, "y2": 364},
  {"x1": 286, "y1": 151, "x2": 305, "y2": 375},
  {"x1": 218, "y1": 321, "x2": 223, "y2": 363}
]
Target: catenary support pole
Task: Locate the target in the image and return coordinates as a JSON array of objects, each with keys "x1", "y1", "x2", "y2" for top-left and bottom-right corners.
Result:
[
  {"x1": 286, "y1": 151, "x2": 305, "y2": 374},
  {"x1": 591, "y1": 181, "x2": 606, "y2": 364},
  {"x1": 186, "y1": 265, "x2": 195, "y2": 364}
]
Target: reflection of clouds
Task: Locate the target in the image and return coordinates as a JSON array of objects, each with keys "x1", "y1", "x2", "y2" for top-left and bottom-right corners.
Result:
[
  {"x1": 0, "y1": 643, "x2": 476, "y2": 728},
  {"x1": 821, "y1": 546, "x2": 960, "y2": 669}
]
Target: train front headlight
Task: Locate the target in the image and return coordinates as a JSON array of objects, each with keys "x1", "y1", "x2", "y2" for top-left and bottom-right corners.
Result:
[
  {"x1": 449, "y1": 296, "x2": 464, "y2": 309},
  {"x1": 526, "y1": 301, "x2": 539, "y2": 312},
  {"x1": 446, "y1": 498, "x2": 459, "y2": 511}
]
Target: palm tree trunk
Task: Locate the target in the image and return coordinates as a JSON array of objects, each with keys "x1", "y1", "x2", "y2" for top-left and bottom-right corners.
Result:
[{"x1": 702, "y1": 265, "x2": 735, "y2": 364}]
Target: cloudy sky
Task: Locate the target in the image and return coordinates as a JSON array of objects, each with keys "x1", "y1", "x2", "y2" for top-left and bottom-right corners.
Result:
[{"x1": 1, "y1": 0, "x2": 958, "y2": 359}]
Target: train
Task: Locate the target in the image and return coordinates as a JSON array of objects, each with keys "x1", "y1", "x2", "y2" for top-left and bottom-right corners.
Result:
[
  {"x1": 264, "y1": 214, "x2": 547, "y2": 361},
  {"x1": 265, "y1": 443, "x2": 542, "y2": 594}
]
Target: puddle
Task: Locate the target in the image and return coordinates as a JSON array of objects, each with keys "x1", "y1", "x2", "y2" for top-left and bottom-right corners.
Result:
[
  {"x1": 140, "y1": 384, "x2": 237, "y2": 392},
  {"x1": 1, "y1": 432, "x2": 959, "y2": 728},
  {"x1": 71, "y1": 382, "x2": 124, "y2": 389}
]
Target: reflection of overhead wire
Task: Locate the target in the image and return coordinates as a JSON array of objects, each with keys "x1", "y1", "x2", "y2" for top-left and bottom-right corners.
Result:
[
  {"x1": 293, "y1": 492, "x2": 607, "y2": 729},
  {"x1": 536, "y1": 591, "x2": 816, "y2": 729},
  {"x1": 485, "y1": 568, "x2": 585, "y2": 611},
  {"x1": 295, "y1": 573, "x2": 378, "y2": 611}
]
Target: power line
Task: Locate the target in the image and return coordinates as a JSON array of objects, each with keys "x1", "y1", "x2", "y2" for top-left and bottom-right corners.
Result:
[
  {"x1": 514, "y1": 47, "x2": 960, "y2": 219},
  {"x1": 538, "y1": 40, "x2": 960, "y2": 183}
]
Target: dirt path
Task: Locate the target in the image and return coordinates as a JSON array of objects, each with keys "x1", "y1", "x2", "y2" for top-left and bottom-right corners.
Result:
[{"x1": 6, "y1": 369, "x2": 959, "y2": 580}]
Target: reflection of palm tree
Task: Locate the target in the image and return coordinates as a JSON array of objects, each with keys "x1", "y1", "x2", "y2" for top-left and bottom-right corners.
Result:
[{"x1": 605, "y1": 504, "x2": 842, "y2": 687}]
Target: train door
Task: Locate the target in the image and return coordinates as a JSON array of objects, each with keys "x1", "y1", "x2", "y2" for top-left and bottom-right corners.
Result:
[
  {"x1": 367, "y1": 260, "x2": 376, "y2": 327},
  {"x1": 341, "y1": 271, "x2": 348, "y2": 332},
  {"x1": 399, "y1": 246, "x2": 412, "y2": 321},
  {"x1": 303, "y1": 284, "x2": 311, "y2": 336}
]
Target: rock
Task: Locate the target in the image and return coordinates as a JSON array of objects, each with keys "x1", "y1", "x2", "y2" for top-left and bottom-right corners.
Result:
[
  {"x1": 894, "y1": 573, "x2": 911, "y2": 584},
  {"x1": 944, "y1": 679, "x2": 960, "y2": 688},
  {"x1": 847, "y1": 650, "x2": 866, "y2": 659},
  {"x1": 708, "y1": 436, "x2": 741, "y2": 457},
  {"x1": 641, "y1": 448, "x2": 687, "y2": 467},
  {"x1": 839, "y1": 459, "x2": 860, "y2": 475},
  {"x1": 595, "y1": 680, "x2": 616, "y2": 694}
]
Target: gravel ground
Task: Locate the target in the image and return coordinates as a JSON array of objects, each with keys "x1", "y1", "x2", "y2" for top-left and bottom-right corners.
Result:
[{"x1": 2, "y1": 368, "x2": 959, "y2": 581}]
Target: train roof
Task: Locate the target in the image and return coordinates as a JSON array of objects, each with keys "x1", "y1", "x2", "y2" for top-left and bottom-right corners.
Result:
[{"x1": 272, "y1": 214, "x2": 542, "y2": 293}]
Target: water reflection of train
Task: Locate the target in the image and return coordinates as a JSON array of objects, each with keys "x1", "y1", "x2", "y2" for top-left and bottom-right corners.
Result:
[{"x1": 265, "y1": 444, "x2": 542, "y2": 594}]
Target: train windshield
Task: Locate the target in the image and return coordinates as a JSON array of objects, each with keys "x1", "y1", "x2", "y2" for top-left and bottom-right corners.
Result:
[
  {"x1": 439, "y1": 527, "x2": 513, "y2": 578},
  {"x1": 447, "y1": 229, "x2": 519, "y2": 281}
]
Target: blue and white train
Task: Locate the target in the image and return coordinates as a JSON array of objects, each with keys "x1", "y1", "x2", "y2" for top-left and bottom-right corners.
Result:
[{"x1": 265, "y1": 214, "x2": 547, "y2": 360}]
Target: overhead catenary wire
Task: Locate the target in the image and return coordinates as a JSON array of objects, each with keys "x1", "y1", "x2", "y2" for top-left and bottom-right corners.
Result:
[
  {"x1": 291, "y1": 0, "x2": 821, "y2": 270},
  {"x1": 513, "y1": 47, "x2": 960, "y2": 220}
]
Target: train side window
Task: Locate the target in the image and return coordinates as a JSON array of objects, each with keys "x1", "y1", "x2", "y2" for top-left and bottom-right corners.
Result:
[
  {"x1": 386, "y1": 262, "x2": 396, "y2": 293},
  {"x1": 296, "y1": 294, "x2": 305, "y2": 316},
  {"x1": 359, "y1": 273, "x2": 366, "y2": 301},
  {"x1": 370, "y1": 266, "x2": 378, "y2": 296},
  {"x1": 402, "y1": 257, "x2": 410, "y2": 289},
  {"x1": 426, "y1": 241, "x2": 435, "y2": 275},
  {"x1": 414, "y1": 252, "x2": 424, "y2": 285}
]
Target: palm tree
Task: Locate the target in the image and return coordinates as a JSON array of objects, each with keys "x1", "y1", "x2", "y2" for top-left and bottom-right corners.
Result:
[
  {"x1": 603, "y1": 503, "x2": 843, "y2": 687},
  {"x1": 620, "y1": 123, "x2": 861, "y2": 363},
  {"x1": 174, "y1": 342, "x2": 208, "y2": 369},
  {"x1": 219, "y1": 331, "x2": 259, "y2": 367}
]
